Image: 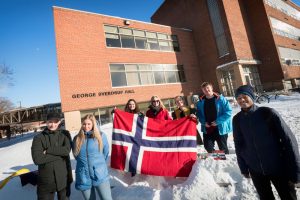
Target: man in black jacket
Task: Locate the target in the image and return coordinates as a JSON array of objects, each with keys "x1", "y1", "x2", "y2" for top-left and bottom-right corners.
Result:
[
  {"x1": 31, "y1": 113, "x2": 72, "y2": 200},
  {"x1": 233, "y1": 85, "x2": 300, "y2": 200}
]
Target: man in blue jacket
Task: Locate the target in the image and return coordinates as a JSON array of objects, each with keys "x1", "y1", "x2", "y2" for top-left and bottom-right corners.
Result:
[
  {"x1": 233, "y1": 85, "x2": 300, "y2": 200},
  {"x1": 196, "y1": 82, "x2": 232, "y2": 154}
]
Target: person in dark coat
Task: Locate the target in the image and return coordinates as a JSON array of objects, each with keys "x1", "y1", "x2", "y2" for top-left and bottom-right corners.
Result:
[
  {"x1": 31, "y1": 113, "x2": 72, "y2": 200},
  {"x1": 172, "y1": 95, "x2": 203, "y2": 145},
  {"x1": 233, "y1": 85, "x2": 300, "y2": 200}
]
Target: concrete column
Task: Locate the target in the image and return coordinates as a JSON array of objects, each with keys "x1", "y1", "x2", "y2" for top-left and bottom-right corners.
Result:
[
  {"x1": 235, "y1": 64, "x2": 245, "y2": 87},
  {"x1": 64, "y1": 111, "x2": 81, "y2": 133}
]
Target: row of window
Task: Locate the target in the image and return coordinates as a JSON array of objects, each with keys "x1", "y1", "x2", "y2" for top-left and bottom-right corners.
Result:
[
  {"x1": 264, "y1": 0, "x2": 300, "y2": 21},
  {"x1": 274, "y1": 28, "x2": 300, "y2": 40},
  {"x1": 109, "y1": 64, "x2": 186, "y2": 87},
  {"x1": 104, "y1": 25, "x2": 180, "y2": 52},
  {"x1": 280, "y1": 58, "x2": 300, "y2": 66}
]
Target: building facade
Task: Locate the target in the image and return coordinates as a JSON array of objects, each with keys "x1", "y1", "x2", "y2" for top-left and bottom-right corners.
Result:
[
  {"x1": 53, "y1": 7, "x2": 203, "y2": 131},
  {"x1": 152, "y1": 0, "x2": 300, "y2": 95},
  {"x1": 54, "y1": 0, "x2": 300, "y2": 131}
]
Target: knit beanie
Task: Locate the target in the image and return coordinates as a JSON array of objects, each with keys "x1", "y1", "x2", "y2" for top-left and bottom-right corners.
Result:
[{"x1": 235, "y1": 85, "x2": 255, "y2": 101}]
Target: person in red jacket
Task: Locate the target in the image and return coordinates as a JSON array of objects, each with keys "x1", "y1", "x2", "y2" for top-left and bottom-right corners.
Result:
[{"x1": 146, "y1": 95, "x2": 172, "y2": 120}]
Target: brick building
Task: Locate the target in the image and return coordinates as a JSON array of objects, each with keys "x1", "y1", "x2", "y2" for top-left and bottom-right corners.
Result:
[
  {"x1": 53, "y1": 0, "x2": 300, "y2": 131},
  {"x1": 53, "y1": 6, "x2": 202, "y2": 131},
  {"x1": 152, "y1": 0, "x2": 300, "y2": 95}
]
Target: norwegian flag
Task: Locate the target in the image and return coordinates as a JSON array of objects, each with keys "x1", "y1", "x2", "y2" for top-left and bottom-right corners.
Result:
[{"x1": 110, "y1": 109, "x2": 197, "y2": 177}]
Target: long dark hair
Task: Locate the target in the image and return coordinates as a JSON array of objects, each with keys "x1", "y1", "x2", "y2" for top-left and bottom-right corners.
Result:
[{"x1": 124, "y1": 99, "x2": 140, "y2": 113}]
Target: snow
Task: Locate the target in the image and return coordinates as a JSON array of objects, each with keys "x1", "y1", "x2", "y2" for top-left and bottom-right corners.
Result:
[{"x1": 1, "y1": 93, "x2": 300, "y2": 199}]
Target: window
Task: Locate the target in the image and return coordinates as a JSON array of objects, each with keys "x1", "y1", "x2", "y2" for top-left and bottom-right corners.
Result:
[
  {"x1": 105, "y1": 33, "x2": 121, "y2": 47},
  {"x1": 242, "y1": 65, "x2": 262, "y2": 92},
  {"x1": 109, "y1": 63, "x2": 186, "y2": 87},
  {"x1": 139, "y1": 65, "x2": 154, "y2": 85},
  {"x1": 159, "y1": 40, "x2": 172, "y2": 51},
  {"x1": 133, "y1": 30, "x2": 145, "y2": 37},
  {"x1": 154, "y1": 71, "x2": 166, "y2": 84},
  {"x1": 264, "y1": 0, "x2": 300, "y2": 21},
  {"x1": 120, "y1": 35, "x2": 135, "y2": 48},
  {"x1": 135, "y1": 37, "x2": 147, "y2": 49},
  {"x1": 104, "y1": 25, "x2": 180, "y2": 52},
  {"x1": 270, "y1": 17, "x2": 300, "y2": 41},
  {"x1": 278, "y1": 46, "x2": 300, "y2": 66},
  {"x1": 140, "y1": 72, "x2": 154, "y2": 85},
  {"x1": 207, "y1": 0, "x2": 229, "y2": 56},
  {"x1": 165, "y1": 71, "x2": 178, "y2": 83},
  {"x1": 147, "y1": 38, "x2": 160, "y2": 50},
  {"x1": 110, "y1": 64, "x2": 127, "y2": 87}
]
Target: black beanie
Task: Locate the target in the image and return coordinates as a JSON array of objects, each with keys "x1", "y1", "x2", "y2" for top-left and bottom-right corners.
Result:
[{"x1": 235, "y1": 85, "x2": 255, "y2": 101}]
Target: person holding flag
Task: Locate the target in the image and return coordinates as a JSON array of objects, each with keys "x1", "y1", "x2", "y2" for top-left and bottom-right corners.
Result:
[{"x1": 146, "y1": 95, "x2": 172, "y2": 120}]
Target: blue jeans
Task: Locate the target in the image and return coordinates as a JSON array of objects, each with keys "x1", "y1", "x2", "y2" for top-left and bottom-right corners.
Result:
[{"x1": 81, "y1": 181, "x2": 112, "y2": 200}]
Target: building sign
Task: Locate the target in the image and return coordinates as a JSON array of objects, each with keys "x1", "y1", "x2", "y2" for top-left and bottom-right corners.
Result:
[{"x1": 72, "y1": 90, "x2": 135, "y2": 99}]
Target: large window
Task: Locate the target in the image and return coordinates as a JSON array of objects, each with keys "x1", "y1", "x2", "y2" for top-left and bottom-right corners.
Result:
[
  {"x1": 104, "y1": 25, "x2": 180, "y2": 52},
  {"x1": 109, "y1": 63, "x2": 186, "y2": 87},
  {"x1": 278, "y1": 47, "x2": 300, "y2": 66},
  {"x1": 264, "y1": 0, "x2": 300, "y2": 21},
  {"x1": 207, "y1": 0, "x2": 229, "y2": 57},
  {"x1": 270, "y1": 17, "x2": 300, "y2": 40}
]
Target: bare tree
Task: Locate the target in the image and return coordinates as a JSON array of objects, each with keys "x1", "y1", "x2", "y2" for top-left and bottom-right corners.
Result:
[
  {"x1": 0, "y1": 97, "x2": 14, "y2": 113},
  {"x1": 0, "y1": 63, "x2": 14, "y2": 112},
  {"x1": 0, "y1": 63, "x2": 14, "y2": 91}
]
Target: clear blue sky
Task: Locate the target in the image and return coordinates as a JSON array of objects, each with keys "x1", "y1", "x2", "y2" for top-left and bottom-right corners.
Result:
[
  {"x1": 0, "y1": 0, "x2": 163, "y2": 108},
  {"x1": 1, "y1": 0, "x2": 300, "y2": 108}
]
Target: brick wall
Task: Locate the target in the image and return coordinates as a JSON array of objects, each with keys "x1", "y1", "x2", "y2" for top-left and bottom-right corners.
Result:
[{"x1": 53, "y1": 7, "x2": 202, "y2": 112}]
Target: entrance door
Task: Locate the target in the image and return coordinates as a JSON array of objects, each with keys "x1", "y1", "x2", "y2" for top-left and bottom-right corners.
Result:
[
  {"x1": 220, "y1": 70, "x2": 235, "y2": 96},
  {"x1": 243, "y1": 65, "x2": 262, "y2": 92}
]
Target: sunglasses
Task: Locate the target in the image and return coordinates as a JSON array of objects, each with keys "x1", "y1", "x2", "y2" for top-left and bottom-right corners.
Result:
[{"x1": 152, "y1": 100, "x2": 160, "y2": 103}]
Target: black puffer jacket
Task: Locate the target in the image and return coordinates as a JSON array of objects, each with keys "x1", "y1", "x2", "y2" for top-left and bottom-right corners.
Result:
[
  {"x1": 31, "y1": 128, "x2": 72, "y2": 194},
  {"x1": 233, "y1": 105, "x2": 300, "y2": 183}
]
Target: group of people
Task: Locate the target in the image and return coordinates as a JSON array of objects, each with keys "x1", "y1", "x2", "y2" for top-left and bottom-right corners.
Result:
[{"x1": 31, "y1": 82, "x2": 300, "y2": 200}]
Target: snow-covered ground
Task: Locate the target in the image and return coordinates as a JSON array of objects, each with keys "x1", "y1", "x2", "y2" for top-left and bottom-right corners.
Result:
[{"x1": 1, "y1": 93, "x2": 300, "y2": 199}]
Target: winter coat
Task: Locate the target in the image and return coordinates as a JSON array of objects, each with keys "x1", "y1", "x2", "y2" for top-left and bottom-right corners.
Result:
[
  {"x1": 146, "y1": 107, "x2": 172, "y2": 120},
  {"x1": 196, "y1": 93, "x2": 232, "y2": 135},
  {"x1": 233, "y1": 105, "x2": 300, "y2": 183},
  {"x1": 31, "y1": 128, "x2": 72, "y2": 194},
  {"x1": 73, "y1": 132, "x2": 110, "y2": 191},
  {"x1": 172, "y1": 107, "x2": 196, "y2": 120}
]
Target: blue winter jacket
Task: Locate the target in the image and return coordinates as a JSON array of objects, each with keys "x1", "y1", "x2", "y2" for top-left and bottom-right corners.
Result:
[
  {"x1": 73, "y1": 131, "x2": 110, "y2": 191},
  {"x1": 233, "y1": 105, "x2": 300, "y2": 183},
  {"x1": 196, "y1": 93, "x2": 232, "y2": 135}
]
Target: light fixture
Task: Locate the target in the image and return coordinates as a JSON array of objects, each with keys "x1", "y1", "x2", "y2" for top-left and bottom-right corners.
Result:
[{"x1": 124, "y1": 20, "x2": 130, "y2": 25}]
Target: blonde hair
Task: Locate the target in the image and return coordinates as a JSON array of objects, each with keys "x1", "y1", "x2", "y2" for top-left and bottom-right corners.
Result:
[
  {"x1": 73, "y1": 114, "x2": 103, "y2": 156},
  {"x1": 150, "y1": 95, "x2": 166, "y2": 110},
  {"x1": 174, "y1": 96, "x2": 186, "y2": 107}
]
